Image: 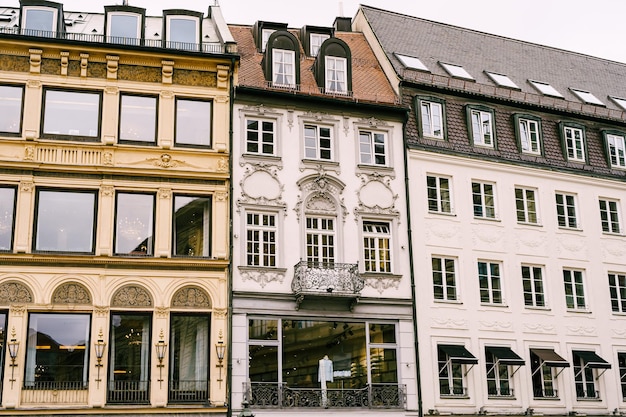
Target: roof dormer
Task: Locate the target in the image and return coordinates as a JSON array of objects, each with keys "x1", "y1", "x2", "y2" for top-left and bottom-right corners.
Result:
[
  {"x1": 19, "y1": 0, "x2": 64, "y2": 36},
  {"x1": 313, "y1": 37, "x2": 352, "y2": 95},
  {"x1": 262, "y1": 30, "x2": 301, "y2": 89},
  {"x1": 104, "y1": 5, "x2": 146, "y2": 46},
  {"x1": 300, "y1": 25, "x2": 333, "y2": 57},
  {"x1": 163, "y1": 9, "x2": 203, "y2": 51},
  {"x1": 252, "y1": 20, "x2": 288, "y2": 52}
]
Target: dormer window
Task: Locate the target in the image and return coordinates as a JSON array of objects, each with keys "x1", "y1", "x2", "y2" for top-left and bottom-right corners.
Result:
[
  {"x1": 273, "y1": 49, "x2": 295, "y2": 87},
  {"x1": 105, "y1": 6, "x2": 145, "y2": 46},
  {"x1": 301, "y1": 25, "x2": 334, "y2": 57},
  {"x1": 253, "y1": 21, "x2": 288, "y2": 52},
  {"x1": 163, "y1": 10, "x2": 202, "y2": 51},
  {"x1": 313, "y1": 37, "x2": 352, "y2": 95},
  {"x1": 263, "y1": 30, "x2": 300, "y2": 89},
  {"x1": 310, "y1": 33, "x2": 329, "y2": 56},
  {"x1": 261, "y1": 29, "x2": 274, "y2": 52},
  {"x1": 20, "y1": 0, "x2": 63, "y2": 36}
]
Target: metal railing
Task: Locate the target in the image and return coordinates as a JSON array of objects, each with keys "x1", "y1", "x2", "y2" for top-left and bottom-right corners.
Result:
[
  {"x1": 440, "y1": 386, "x2": 468, "y2": 398},
  {"x1": 533, "y1": 388, "x2": 558, "y2": 398},
  {"x1": 21, "y1": 381, "x2": 88, "y2": 404},
  {"x1": 487, "y1": 387, "x2": 514, "y2": 397},
  {"x1": 246, "y1": 382, "x2": 406, "y2": 409},
  {"x1": 292, "y1": 261, "x2": 364, "y2": 294},
  {"x1": 107, "y1": 380, "x2": 150, "y2": 404},
  {"x1": 576, "y1": 388, "x2": 599, "y2": 399},
  {"x1": 0, "y1": 27, "x2": 232, "y2": 54},
  {"x1": 168, "y1": 380, "x2": 209, "y2": 403}
]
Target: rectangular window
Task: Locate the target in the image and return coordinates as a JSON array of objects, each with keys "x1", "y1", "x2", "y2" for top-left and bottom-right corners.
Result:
[
  {"x1": 530, "y1": 350, "x2": 559, "y2": 398},
  {"x1": 609, "y1": 273, "x2": 626, "y2": 313},
  {"x1": 519, "y1": 118, "x2": 541, "y2": 154},
  {"x1": 427, "y1": 175, "x2": 451, "y2": 214},
  {"x1": 555, "y1": 192, "x2": 578, "y2": 229},
  {"x1": 485, "y1": 348, "x2": 513, "y2": 397},
  {"x1": 42, "y1": 89, "x2": 101, "y2": 141},
  {"x1": 607, "y1": 134, "x2": 626, "y2": 168},
  {"x1": 119, "y1": 94, "x2": 157, "y2": 144},
  {"x1": 564, "y1": 126, "x2": 585, "y2": 162},
  {"x1": 0, "y1": 85, "x2": 24, "y2": 134},
  {"x1": 25, "y1": 313, "x2": 91, "y2": 388},
  {"x1": 166, "y1": 16, "x2": 199, "y2": 50},
  {"x1": 432, "y1": 256, "x2": 457, "y2": 301},
  {"x1": 108, "y1": 13, "x2": 140, "y2": 45},
  {"x1": 515, "y1": 187, "x2": 538, "y2": 224},
  {"x1": 175, "y1": 98, "x2": 212, "y2": 147},
  {"x1": 34, "y1": 189, "x2": 97, "y2": 253},
  {"x1": 470, "y1": 109, "x2": 493, "y2": 147},
  {"x1": 420, "y1": 101, "x2": 443, "y2": 139},
  {"x1": 306, "y1": 217, "x2": 335, "y2": 264},
  {"x1": 363, "y1": 221, "x2": 391, "y2": 273},
  {"x1": 310, "y1": 33, "x2": 329, "y2": 56},
  {"x1": 23, "y1": 6, "x2": 57, "y2": 34},
  {"x1": 359, "y1": 131, "x2": 388, "y2": 166},
  {"x1": 573, "y1": 352, "x2": 599, "y2": 399},
  {"x1": 478, "y1": 261, "x2": 503, "y2": 304},
  {"x1": 619, "y1": 353, "x2": 626, "y2": 400},
  {"x1": 437, "y1": 345, "x2": 476, "y2": 397},
  {"x1": 169, "y1": 314, "x2": 210, "y2": 403},
  {"x1": 108, "y1": 313, "x2": 151, "y2": 404},
  {"x1": 304, "y1": 125, "x2": 333, "y2": 160},
  {"x1": 599, "y1": 198, "x2": 621, "y2": 234},
  {"x1": 0, "y1": 186, "x2": 16, "y2": 251},
  {"x1": 522, "y1": 265, "x2": 545, "y2": 307},
  {"x1": 246, "y1": 119, "x2": 275, "y2": 155},
  {"x1": 115, "y1": 192, "x2": 155, "y2": 256},
  {"x1": 272, "y1": 49, "x2": 295, "y2": 87},
  {"x1": 472, "y1": 181, "x2": 496, "y2": 219},
  {"x1": 325, "y1": 56, "x2": 347, "y2": 93},
  {"x1": 563, "y1": 269, "x2": 586, "y2": 310},
  {"x1": 246, "y1": 212, "x2": 277, "y2": 267},
  {"x1": 174, "y1": 195, "x2": 211, "y2": 257}
]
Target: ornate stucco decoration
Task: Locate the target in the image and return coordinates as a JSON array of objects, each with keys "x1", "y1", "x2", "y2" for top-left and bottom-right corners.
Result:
[
  {"x1": 158, "y1": 188, "x2": 172, "y2": 199},
  {"x1": 80, "y1": 53, "x2": 89, "y2": 77},
  {"x1": 94, "y1": 305, "x2": 110, "y2": 317},
  {"x1": 354, "y1": 172, "x2": 399, "y2": 220},
  {"x1": 10, "y1": 305, "x2": 27, "y2": 316},
  {"x1": 238, "y1": 162, "x2": 286, "y2": 210},
  {"x1": 29, "y1": 48, "x2": 42, "y2": 73},
  {"x1": 155, "y1": 307, "x2": 169, "y2": 318},
  {"x1": 52, "y1": 282, "x2": 92, "y2": 305},
  {"x1": 239, "y1": 267, "x2": 287, "y2": 288},
  {"x1": 60, "y1": 51, "x2": 69, "y2": 76},
  {"x1": 20, "y1": 181, "x2": 34, "y2": 193},
  {"x1": 479, "y1": 321, "x2": 514, "y2": 332},
  {"x1": 24, "y1": 145, "x2": 35, "y2": 160},
  {"x1": 101, "y1": 185, "x2": 114, "y2": 197},
  {"x1": 106, "y1": 55, "x2": 119, "y2": 79},
  {"x1": 0, "y1": 282, "x2": 33, "y2": 305},
  {"x1": 294, "y1": 167, "x2": 347, "y2": 222},
  {"x1": 217, "y1": 64, "x2": 229, "y2": 89},
  {"x1": 213, "y1": 308, "x2": 228, "y2": 319},
  {"x1": 144, "y1": 153, "x2": 194, "y2": 169},
  {"x1": 472, "y1": 226, "x2": 505, "y2": 246},
  {"x1": 566, "y1": 326, "x2": 596, "y2": 336},
  {"x1": 111, "y1": 285, "x2": 152, "y2": 307},
  {"x1": 363, "y1": 274, "x2": 402, "y2": 294},
  {"x1": 301, "y1": 111, "x2": 335, "y2": 123},
  {"x1": 356, "y1": 116, "x2": 389, "y2": 128},
  {"x1": 431, "y1": 317, "x2": 468, "y2": 330},
  {"x1": 162, "y1": 60, "x2": 174, "y2": 84},
  {"x1": 171, "y1": 286, "x2": 212, "y2": 308},
  {"x1": 523, "y1": 322, "x2": 556, "y2": 334},
  {"x1": 217, "y1": 157, "x2": 228, "y2": 172}
]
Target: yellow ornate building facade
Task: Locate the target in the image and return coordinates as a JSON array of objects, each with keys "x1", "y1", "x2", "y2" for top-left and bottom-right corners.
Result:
[{"x1": 0, "y1": 1, "x2": 235, "y2": 415}]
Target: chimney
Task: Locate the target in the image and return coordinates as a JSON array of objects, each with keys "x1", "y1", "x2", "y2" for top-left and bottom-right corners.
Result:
[{"x1": 333, "y1": 17, "x2": 351, "y2": 32}]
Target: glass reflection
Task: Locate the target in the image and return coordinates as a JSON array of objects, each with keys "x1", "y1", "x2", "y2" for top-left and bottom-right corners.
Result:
[
  {"x1": 0, "y1": 187, "x2": 16, "y2": 251},
  {"x1": 43, "y1": 90, "x2": 100, "y2": 140},
  {"x1": 109, "y1": 14, "x2": 139, "y2": 45},
  {"x1": 169, "y1": 18, "x2": 197, "y2": 50},
  {"x1": 174, "y1": 195, "x2": 210, "y2": 256},
  {"x1": 0, "y1": 85, "x2": 23, "y2": 134},
  {"x1": 119, "y1": 95, "x2": 157, "y2": 143},
  {"x1": 24, "y1": 8, "x2": 55, "y2": 32},
  {"x1": 115, "y1": 193, "x2": 154, "y2": 255},
  {"x1": 175, "y1": 99, "x2": 211, "y2": 147}
]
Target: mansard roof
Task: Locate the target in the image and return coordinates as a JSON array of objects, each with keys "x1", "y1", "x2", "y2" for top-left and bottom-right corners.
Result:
[{"x1": 360, "y1": 5, "x2": 626, "y2": 122}]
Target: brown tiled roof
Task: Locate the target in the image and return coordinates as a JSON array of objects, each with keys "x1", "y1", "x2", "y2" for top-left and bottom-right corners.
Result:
[{"x1": 229, "y1": 24, "x2": 398, "y2": 105}]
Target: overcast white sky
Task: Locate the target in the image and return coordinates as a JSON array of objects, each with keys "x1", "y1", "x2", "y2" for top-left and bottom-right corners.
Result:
[{"x1": 8, "y1": 0, "x2": 626, "y2": 63}]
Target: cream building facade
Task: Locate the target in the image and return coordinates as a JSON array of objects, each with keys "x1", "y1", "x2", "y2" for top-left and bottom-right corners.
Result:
[{"x1": 0, "y1": 1, "x2": 235, "y2": 415}]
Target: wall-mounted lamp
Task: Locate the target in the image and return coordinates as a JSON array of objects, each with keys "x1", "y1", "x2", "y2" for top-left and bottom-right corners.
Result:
[
  {"x1": 7, "y1": 327, "x2": 19, "y2": 388},
  {"x1": 94, "y1": 328, "x2": 106, "y2": 387},
  {"x1": 155, "y1": 329, "x2": 167, "y2": 387},
  {"x1": 215, "y1": 330, "x2": 226, "y2": 386}
]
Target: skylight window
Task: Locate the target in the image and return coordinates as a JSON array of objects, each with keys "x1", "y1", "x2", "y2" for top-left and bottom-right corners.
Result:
[
  {"x1": 609, "y1": 96, "x2": 626, "y2": 111},
  {"x1": 529, "y1": 80, "x2": 563, "y2": 98},
  {"x1": 570, "y1": 89, "x2": 604, "y2": 106},
  {"x1": 486, "y1": 72, "x2": 519, "y2": 89},
  {"x1": 440, "y1": 62, "x2": 473, "y2": 80},
  {"x1": 395, "y1": 53, "x2": 429, "y2": 72}
]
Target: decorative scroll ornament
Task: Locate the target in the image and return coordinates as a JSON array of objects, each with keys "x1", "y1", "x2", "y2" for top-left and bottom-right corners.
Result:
[
  {"x1": 111, "y1": 285, "x2": 152, "y2": 307},
  {"x1": 238, "y1": 162, "x2": 285, "y2": 208},
  {"x1": 0, "y1": 282, "x2": 33, "y2": 304},
  {"x1": 240, "y1": 267, "x2": 286, "y2": 288},
  {"x1": 52, "y1": 282, "x2": 92, "y2": 304},
  {"x1": 171, "y1": 286, "x2": 212, "y2": 308},
  {"x1": 364, "y1": 275, "x2": 401, "y2": 294},
  {"x1": 295, "y1": 168, "x2": 347, "y2": 222}
]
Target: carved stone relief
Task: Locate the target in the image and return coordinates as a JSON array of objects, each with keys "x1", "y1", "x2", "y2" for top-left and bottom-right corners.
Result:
[
  {"x1": 171, "y1": 286, "x2": 212, "y2": 308},
  {"x1": 52, "y1": 282, "x2": 92, "y2": 305},
  {"x1": 357, "y1": 117, "x2": 389, "y2": 128},
  {"x1": 364, "y1": 275, "x2": 401, "y2": 294},
  {"x1": 111, "y1": 285, "x2": 152, "y2": 307},
  {"x1": 240, "y1": 267, "x2": 286, "y2": 288},
  {"x1": 479, "y1": 321, "x2": 513, "y2": 332},
  {"x1": 0, "y1": 282, "x2": 33, "y2": 305},
  {"x1": 523, "y1": 322, "x2": 556, "y2": 334},
  {"x1": 431, "y1": 317, "x2": 469, "y2": 330}
]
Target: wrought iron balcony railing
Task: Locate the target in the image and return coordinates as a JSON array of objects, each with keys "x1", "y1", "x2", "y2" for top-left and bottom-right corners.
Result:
[
  {"x1": 168, "y1": 380, "x2": 209, "y2": 403},
  {"x1": 107, "y1": 380, "x2": 150, "y2": 404},
  {"x1": 246, "y1": 382, "x2": 406, "y2": 409},
  {"x1": 292, "y1": 261, "x2": 364, "y2": 310},
  {"x1": 487, "y1": 387, "x2": 515, "y2": 397},
  {"x1": 21, "y1": 381, "x2": 88, "y2": 404},
  {"x1": 533, "y1": 388, "x2": 558, "y2": 399},
  {"x1": 440, "y1": 386, "x2": 468, "y2": 398},
  {"x1": 576, "y1": 388, "x2": 599, "y2": 399}
]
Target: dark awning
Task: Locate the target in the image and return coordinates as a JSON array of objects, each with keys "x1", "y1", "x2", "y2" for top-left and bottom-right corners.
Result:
[
  {"x1": 573, "y1": 350, "x2": 611, "y2": 369},
  {"x1": 439, "y1": 344, "x2": 478, "y2": 364},
  {"x1": 486, "y1": 346, "x2": 525, "y2": 366},
  {"x1": 531, "y1": 348, "x2": 569, "y2": 367}
]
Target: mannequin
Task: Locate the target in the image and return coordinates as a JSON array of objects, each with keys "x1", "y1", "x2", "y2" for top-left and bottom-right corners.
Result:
[{"x1": 318, "y1": 355, "x2": 333, "y2": 408}]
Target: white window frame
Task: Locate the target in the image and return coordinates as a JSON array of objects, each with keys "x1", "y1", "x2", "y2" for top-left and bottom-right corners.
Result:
[
  {"x1": 358, "y1": 130, "x2": 388, "y2": 167},
  {"x1": 470, "y1": 109, "x2": 494, "y2": 147},
  {"x1": 607, "y1": 133, "x2": 626, "y2": 168},
  {"x1": 245, "y1": 211, "x2": 278, "y2": 267},
  {"x1": 310, "y1": 33, "x2": 329, "y2": 56},
  {"x1": 427, "y1": 175, "x2": 452, "y2": 214},
  {"x1": 515, "y1": 187, "x2": 539, "y2": 225},
  {"x1": 305, "y1": 216, "x2": 336, "y2": 265},
  {"x1": 573, "y1": 352, "x2": 599, "y2": 399},
  {"x1": 420, "y1": 100, "x2": 444, "y2": 139},
  {"x1": 599, "y1": 198, "x2": 621, "y2": 234},
  {"x1": 555, "y1": 192, "x2": 579, "y2": 229},
  {"x1": 608, "y1": 272, "x2": 626, "y2": 313},
  {"x1": 432, "y1": 256, "x2": 457, "y2": 301},
  {"x1": 272, "y1": 49, "x2": 296, "y2": 88},
  {"x1": 325, "y1": 56, "x2": 347, "y2": 93},
  {"x1": 564, "y1": 126, "x2": 585, "y2": 162},
  {"x1": 303, "y1": 124, "x2": 333, "y2": 161},
  {"x1": 261, "y1": 28, "x2": 275, "y2": 51},
  {"x1": 22, "y1": 6, "x2": 57, "y2": 33},
  {"x1": 362, "y1": 220, "x2": 392, "y2": 273},
  {"x1": 245, "y1": 117, "x2": 277, "y2": 156},
  {"x1": 107, "y1": 11, "x2": 141, "y2": 43},
  {"x1": 478, "y1": 260, "x2": 504, "y2": 305},
  {"x1": 563, "y1": 269, "x2": 587, "y2": 311},
  {"x1": 472, "y1": 181, "x2": 497, "y2": 219},
  {"x1": 165, "y1": 15, "x2": 200, "y2": 50},
  {"x1": 519, "y1": 118, "x2": 541, "y2": 154},
  {"x1": 522, "y1": 265, "x2": 546, "y2": 308}
]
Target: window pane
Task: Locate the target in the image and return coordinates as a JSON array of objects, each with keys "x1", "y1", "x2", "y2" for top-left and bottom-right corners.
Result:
[
  {"x1": 174, "y1": 195, "x2": 211, "y2": 257},
  {"x1": 370, "y1": 347, "x2": 398, "y2": 383},
  {"x1": 170, "y1": 315, "x2": 209, "y2": 394},
  {"x1": 0, "y1": 85, "x2": 23, "y2": 134},
  {"x1": 43, "y1": 90, "x2": 101, "y2": 140},
  {"x1": 175, "y1": 99, "x2": 211, "y2": 147},
  {"x1": 115, "y1": 193, "x2": 154, "y2": 255},
  {"x1": 109, "y1": 14, "x2": 139, "y2": 44},
  {"x1": 0, "y1": 187, "x2": 16, "y2": 250},
  {"x1": 249, "y1": 319, "x2": 278, "y2": 340},
  {"x1": 119, "y1": 95, "x2": 157, "y2": 143},
  {"x1": 109, "y1": 313, "x2": 151, "y2": 387},
  {"x1": 35, "y1": 190, "x2": 96, "y2": 253},
  {"x1": 169, "y1": 18, "x2": 197, "y2": 46},
  {"x1": 249, "y1": 345, "x2": 278, "y2": 382},
  {"x1": 369, "y1": 323, "x2": 396, "y2": 344},
  {"x1": 25, "y1": 313, "x2": 91, "y2": 386},
  {"x1": 24, "y1": 8, "x2": 55, "y2": 32}
]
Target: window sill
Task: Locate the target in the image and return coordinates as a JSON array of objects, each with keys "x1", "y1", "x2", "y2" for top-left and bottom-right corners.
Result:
[
  {"x1": 524, "y1": 306, "x2": 551, "y2": 312},
  {"x1": 301, "y1": 158, "x2": 339, "y2": 169},
  {"x1": 575, "y1": 397, "x2": 601, "y2": 402},
  {"x1": 566, "y1": 308, "x2": 592, "y2": 314},
  {"x1": 557, "y1": 226, "x2": 583, "y2": 232},
  {"x1": 472, "y1": 216, "x2": 501, "y2": 222},
  {"x1": 241, "y1": 153, "x2": 282, "y2": 164},
  {"x1": 472, "y1": 143, "x2": 495, "y2": 149},
  {"x1": 480, "y1": 303, "x2": 508, "y2": 308},
  {"x1": 434, "y1": 299, "x2": 462, "y2": 305},
  {"x1": 533, "y1": 396, "x2": 560, "y2": 401},
  {"x1": 516, "y1": 221, "x2": 542, "y2": 227},
  {"x1": 602, "y1": 231, "x2": 624, "y2": 237},
  {"x1": 487, "y1": 395, "x2": 516, "y2": 400},
  {"x1": 440, "y1": 394, "x2": 469, "y2": 399},
  {"x1": 356, "y1": 164, "x2": 394, "y2": 174},
  {"x1": 427, "y1": 211, "x2": 456, "y2": 217}
]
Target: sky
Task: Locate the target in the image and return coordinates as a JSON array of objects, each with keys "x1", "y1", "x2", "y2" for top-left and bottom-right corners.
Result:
[{"x1": 8, "y1": 0, "x2": 626, "y2": 64}]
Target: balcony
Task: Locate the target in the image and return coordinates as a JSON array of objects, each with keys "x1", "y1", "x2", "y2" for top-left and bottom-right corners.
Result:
[
  {"x1": 107, "y1": 380, "x2": 150, "y2": 404},
  {"x1": 168, "y1": 380, "x2": 210, "y2": 404},
  {"x1": 21, "y1": 381, "x2": 88, "y2": 405},
  {"x1": 246, "y1": 382, "x2": 406, "y2": 409},
  {"x1": 292, "y1": 261, "x2": 364, "y2": 311}
]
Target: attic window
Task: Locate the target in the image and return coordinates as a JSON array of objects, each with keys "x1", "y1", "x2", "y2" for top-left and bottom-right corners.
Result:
[
  {"x1": 486, "y1": 72, "x2": 519, "y2": 89},
  {"x1": 107, "y1": 12, "x2": 141, "y2": 45},
  {"x1": 609, "y1": 96, "x2": 626, "y2": 111},
  {"x1": 395, "y1": 53, "x2": 429, "y2": 72},
  {"x1": 529, "y1": 80, "x2": 563, "y2": 98},
  {"x1": 571, "y1": 89, "x2": 604, "y2": 106},
  {"x1": 261, "y1": 28, "x2": 275, "y2": 51},
  {"x1": 440, "y1": 62, "x2": 473, "y2": 80},
  {"x1": 22, "y1": 6, "x2": 58, "y2": 34},
  {"x1": 310, "y1": 33, "x2": 329, "y2": 56}
]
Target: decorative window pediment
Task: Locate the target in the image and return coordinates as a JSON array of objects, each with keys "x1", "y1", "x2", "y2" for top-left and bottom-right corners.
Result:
[
  {"x1": 111, "y1": 284, "x2": 152, "y2": 307},
  {"x1": 171, "y1": 286, "x2": 211, "y2": 308},
  {"x1": 52, "y1": 281, "x2": 92, "y2": 304}
]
